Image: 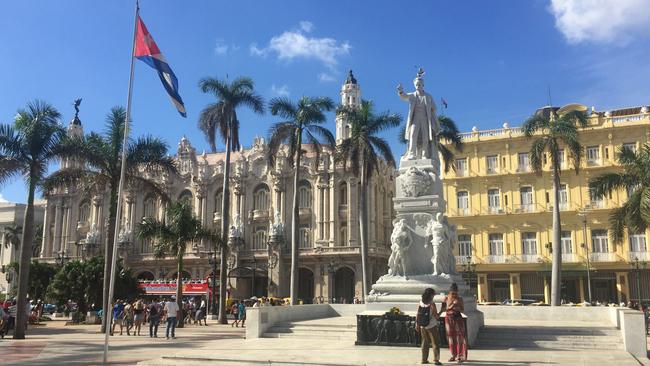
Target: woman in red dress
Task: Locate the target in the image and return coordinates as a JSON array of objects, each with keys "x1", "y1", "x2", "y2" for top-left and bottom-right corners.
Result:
[{"x1": 442, "y1": 283, "x2": 467, "y2": 363}]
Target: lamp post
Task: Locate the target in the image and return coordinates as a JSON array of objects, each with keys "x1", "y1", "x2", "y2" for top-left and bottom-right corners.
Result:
[
  {"x1": 462, "y1": 255, "x2": 477, "y2": 296},
  {"x1": 578, "y1": 210, "x2": 592, "y2": 303},
  {"x1": 630, "y1": 256, "x2": 647, "y2": 303},
  {"x1": 207, "y1": 251, "x2": 218, "y2": 316}
]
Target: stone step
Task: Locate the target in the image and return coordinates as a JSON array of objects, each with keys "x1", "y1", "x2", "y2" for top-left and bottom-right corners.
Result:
[
  {"x1": 479, "y1": 328, "x2": 620, "y2": 337},
  {"x1": 477, "y1": 338, "x2": 624, "y2": 350},
  {"x1": 261, "y1": 332, "x2": 355, "y2": 340},
  {"x1": 273, "y1": 322, "x2": 355, "y2": 329},
  {"x1": 478, "y1": 332, "x2": 621, "y2": 340},
  {"x1": 268, "y1": 326, "x2": 356, "y2": 334}
]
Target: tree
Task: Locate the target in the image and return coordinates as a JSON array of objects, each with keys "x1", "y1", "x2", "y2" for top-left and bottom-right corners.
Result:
[
  {"x1": 335, "y1": 100, "x2": 401, "y2": 302},
  {"x1": 5, "y1": 260, "x2": 57, "y2": 301},
  {"x1": 137, "y1": 200, "x2": 216, "y2": 328},
  {"x1": 3, "y1": 224, "x2": 43, "y2": 258},
  {"x1": 0, "y1": 100, "x2": 65, "y2": 339},
  {"x1": 522, "y1": 108, "x2": 588, "y2": 306},
  {"x1": 42, "y1": 106, "x2": 176, "y2": 333},
  {"x1": 589, "y1": 145, "x2": 650, "y2": 244},
  {"x1": 267, "y1": 96, "x2": 335, "y2": 305},
  {"x1": 198, "y1": 76, "x2": 264, "y2": 323},
  {"x1": 399, "y1": 115, "x2": 463, "y2": 172}
]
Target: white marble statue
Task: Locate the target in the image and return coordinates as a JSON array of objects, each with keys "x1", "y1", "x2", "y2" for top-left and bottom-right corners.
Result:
[
  {"x1": 269, "y1": 208, "x2": 284, "y2": 237},
  {"x1": 426, "y1": 215, "x2": 446, "y2": 275},
  {"x1": 85, "y1": 223, "x2": 100, "y2": 245},
  {"x1": 388, "y1": 219, "x2": 412, "y2": 278},
  {"x1": 397, "y1": 68, "x2": 439, "y2": 161},
  {"x1": 229, "y1": 213, "x2": 243, "y2": 239}
]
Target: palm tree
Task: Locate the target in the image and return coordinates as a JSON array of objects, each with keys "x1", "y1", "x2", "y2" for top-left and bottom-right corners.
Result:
[
  {"x1": 335, "y1": 100, "x2": 401, "y2": 302},
  {"x1": 198, "y1": 76, "x2": 264, "y2": 323},
  {"x1": 3, "y1": 225, "x2": 22, "y2": 249},
  {"x1": 399, "y1": 115, "x2": 463, "y2": 172},
  {"x1": 522, "y1": 108, "x2": 588, "y2": 306},
  {"x1": 0, "y1": 100, "x2": 65, "y2": 339},
  {"x1": 589, "y1": 145, "x2": 650, "y2": 244},
  {"x1": 138, "y1": 200, "x2": 216, "y2": 328},
  {"x1": 42, "y1": 106, "x2": 177, "y2": 333},
  {"x1": 267, "y1": 96, "x2": 335, "y2": 305}
]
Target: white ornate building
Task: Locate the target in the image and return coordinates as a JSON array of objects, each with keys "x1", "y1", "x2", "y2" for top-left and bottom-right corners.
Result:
[{"x1": 39, "y1": 72, "x2": 396, "y2": 303}]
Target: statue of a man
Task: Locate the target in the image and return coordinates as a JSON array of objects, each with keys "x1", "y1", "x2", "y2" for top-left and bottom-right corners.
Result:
[
  {"x1": 388, "y1": 219, "x2": 412, "y2": 279},
  {"x1": 397, "y1": 68, "x2": 439, "y2": 161}
]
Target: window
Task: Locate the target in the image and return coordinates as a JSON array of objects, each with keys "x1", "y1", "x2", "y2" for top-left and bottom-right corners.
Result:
[
  {"x1": 629, "y1": 232, "x2": 647, "y2": 253},
  {"x1": 458, "y1": 235, "x2": 472, "y2": 257},
  {"x1": 143, "y1": 196, "x2": 157, "y2": 218},
  {"x1": 78, "y1": 201, "x2": 91, "y2": 224},
  {"x1": 339, "y1": 183, "x2": 348, "y2": 205},
  {"x1": 521, "y1": 232, "x2": 537, "y2": 255},
  {"x1": 214, "y1": 190, "x2": 223, "y2": 214},
  {"x1": 252, "y1": 226, "x2": 267, "y2": 250},
  {"x1": 486, "y1": 155, "x2": 498, "y2": 174},
  {"x1": 591, "y1": 229, "x2": 609, "y2": 253},
  {"x1": 488, "y1": 233, "x2": 504, "y2": 255},
  {"x1": 559, "y1": 184, "x2": 568, "y2": 210},
  {"x1": 586, "y1": 146, "x2": 600, "y2": 165},
  {"x1": 179, "y1": 190, "x2": 193, "y2": 208},
  {"x1": 299, "y1": 225, "x2": 311, "y2": 248},
  {"x1": 589, "y1": 188, "x2": 604, "y2": 208},
  {"x1": 340, "y1": 226, "x2": 348, "y2": 246},
  {"x1": 622, "y1": 143, "x2": 637, "y2": 154},
  {"x1": 455, "y1": 158, "x2": 468, "y2": 176},
  {"x1": 557, "y1": 149, "x2": 565, "y2": 169},
  {"x1": 253, "y1": 185, "x2": 270, "y2": 211},
  {"x1": 487, "y1": 189, "x2": 500, "y2": 213},
  {"x1": 520, "y1": 187, "x2": 534, "y2": 212},
  {"x1": 517, "y1": 153, "x2": 529, "y2": 172},
  {"x1": 456, "y1": 191, "x2": 469, "y2": 215},
  {"x1": 561, "y1": 231, "x2": 572, "y2": 254},
  {"x1": 298, "y1": 182, "x2": 312, "y2": 209}
]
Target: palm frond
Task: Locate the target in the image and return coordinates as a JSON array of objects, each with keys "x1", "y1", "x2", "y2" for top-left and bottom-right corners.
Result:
[
  {"x1": 529, "y1": 137, "x2": 547, "y2": 173},
  {"x1": 589, "y1": 172, "x2": 637, "y2": 198},
  {"x1": 269, "y1": 97, "x2": 297, "y2": 119},
  {"x1": 522, "y1": 114, "x2": 548, "y2": 137}
]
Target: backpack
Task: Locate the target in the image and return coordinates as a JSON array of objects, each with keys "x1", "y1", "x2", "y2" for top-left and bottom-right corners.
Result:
[
  {"x1": 417, "y1": 305, "x2": 431, "y2": 327},
  {"x1": 149, "y1": 304, "x2": 158, "y2": 316}
]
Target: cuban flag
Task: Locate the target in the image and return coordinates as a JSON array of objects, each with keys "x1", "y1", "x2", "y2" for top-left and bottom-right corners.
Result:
[{"x1": 135, "y1": 15, "x2": 186, "y2": 117}]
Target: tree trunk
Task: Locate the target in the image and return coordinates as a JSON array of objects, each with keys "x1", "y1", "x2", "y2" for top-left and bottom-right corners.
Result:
[
  {"x1": 101, "y1": 187, "x2": 118, "y2": 333},
  {"x1": 550, "y1": 163, "x2": 563, "y2": 306},
  {"x1": 290, "y1": 130, "x2": 302, "y2": 306},
  {"x1": 176, "y1": 244, "x2": 184, "y2": 328},
  {"x1": 14, "y1": 179, "x2": 36, "y2": 339},
  {"x1": 217, "y1": 130, "x2": 231, "y2": 324},
  {"x1": 358, "y1": 161, "x2": 369, "y2": 303}
]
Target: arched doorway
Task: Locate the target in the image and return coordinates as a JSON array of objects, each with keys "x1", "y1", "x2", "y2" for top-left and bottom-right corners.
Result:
[
  {"x1": 137, "y1": 271, "x2": 155, "y2": 281},
  {"x1": 333, "y1": 267, "x2": 355, "y2": 304},
  {"x1": 298, "y1": 268, "x2": 314, "y2": 304}
]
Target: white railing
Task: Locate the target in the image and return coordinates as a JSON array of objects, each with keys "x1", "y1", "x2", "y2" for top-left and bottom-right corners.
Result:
[
  {"x1": 612, "y1": 115, "x2": 645, "y2": 124},
  {"x1": 629, "y1": 251, "x2": 650, "y2": 262},
  {"x1": 589, "y1": 252, "x2": 619, "y2": 262},
  {"x1": 562, "y1": 253, "x2": 579, "y2": 262},
  {"x1": 449, "y1": 208, "x2": 472, "y2": 216},
  {"x1": 459, "y1": 126, "x2": 524, "y2": 140},
  {"x1": 517, "y1": 165, "x2": 531, "y2": 173},
  {"x1": 485, "y1": 206, "x2": 507, "y2": 215},
  {"x1": 485, "y1": 255, "x2": 506, "y2": 264},
  {"x1": 455, "y1": 255, "x2": 472, "y2": 265},
  {"x1": 518, "y1": 254, "x2": 540, "y2": 263},
  {"x1": 587, "y1": 159, "x2": 601, "y2": 167}
]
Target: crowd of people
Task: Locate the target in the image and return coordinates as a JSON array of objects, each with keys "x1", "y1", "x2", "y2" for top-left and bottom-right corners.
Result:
[{"x1": 0, "y1": 298, "x2": 41, "y2": 338}]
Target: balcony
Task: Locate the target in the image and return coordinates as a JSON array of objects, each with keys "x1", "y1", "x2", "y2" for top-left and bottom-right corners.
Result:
[
  {"x1": 517, "y1": 254, "x2": 541, "y2": 263},
  {"x1": 456, "y1": 169, "x2": 468, "y2": 177},
  {"x1": 629, "y1": 251, "x2": 650, "y2": 262},
  {"x1": 484, "y1": 255, "x2": 506, "y2": 264},
  {"x1": 484, "y1": 206, "x2": 507, "y2": 215},
  {"x1": 455, "y1": 255, "x2": 473, "y2": 265},
  {"x1": 449, "y1": 208, "x2": 472, "y2": 217},
  {"x1": 562, "y1": 253, "x2": 580, "y2": 262},
  {"x1": 299, "y1": 207, "x2": 312, "y2": 218},
  {"x1": 589, "y1": 252, "x2": 619, "y2": 262},
  {"x1": 587, "y1": 159, "x2": 601, "y2": 167},
  {"x1": 251, "y1": 209, "x2": 269, "y2": 221},
  {"x1": 517, "y1": 166, "x2": 531, "y2": 173},
  {"x1": 513, "y1": 204, "x2": 540, "y2": 214},
  {"x1": 586, "y1": 201, "x2": 604, "y2": 209}
]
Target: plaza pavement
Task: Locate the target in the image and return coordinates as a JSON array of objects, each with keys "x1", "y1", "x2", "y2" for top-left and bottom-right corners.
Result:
[{"x1": 1, "y1": 317, "x2": 649, "y2": 365}]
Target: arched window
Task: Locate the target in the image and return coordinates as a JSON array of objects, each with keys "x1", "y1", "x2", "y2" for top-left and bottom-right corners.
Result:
[
  {"x1": 299, "y1": 225, "x2": 311, "y2": 248},
  {"x1": 252, "y1": 226, "x2": 267, "y2": 250},
  {"x1": 214, "y1": 190, "x2": 223, "y2": 214},
  {"x1": 340, "y1": 225, "x2": 348, "y2": 246},
  {"x1": 78, "y1": 201, "x2": 91, "y2": 224},
  {"x1": 339, "y1": 183, "x2": 348, "y2": 206},
  {"x1": 143, "y1": 196, "x2": 157, "y2": 218},
  {"x1": 178, "y1": 190, "x2": 193, "y2": 208},
  {"x1": 298, "y1": 181, "x2": 312, "y2": 209},
  {"x1": 253, "y1": 185, "x2": 270, "y2": 211}
]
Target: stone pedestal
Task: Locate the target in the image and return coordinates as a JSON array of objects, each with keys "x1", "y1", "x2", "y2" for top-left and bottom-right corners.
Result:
[{"x1": 267, "y1": 235, "x2": 283, "y2": 298}]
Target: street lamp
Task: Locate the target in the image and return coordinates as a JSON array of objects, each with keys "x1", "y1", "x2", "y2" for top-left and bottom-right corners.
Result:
[
  {"x1": 578, "y1": 210, "x2": 592, "y2": 303},
  {"x1": 462, "y1": 256, "x2": 477, "y2": 296},
  {"x1": 630, "y1": 256, "x2": 647, "y2": 303},
  {"x1": 207, "y1": 250, "x2": 218, "y2": 316}
]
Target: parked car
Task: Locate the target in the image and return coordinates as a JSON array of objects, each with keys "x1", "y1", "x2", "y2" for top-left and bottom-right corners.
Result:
[
  {"x1": 42, "y1": 304, "x2": 57, "y2": 314},
  {"x1": 502, "y1": 299, "x2": 537, "y2": 306}
]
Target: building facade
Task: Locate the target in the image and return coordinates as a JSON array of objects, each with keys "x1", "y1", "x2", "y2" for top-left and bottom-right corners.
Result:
[
  {"x1": 39, "y1": 72, "x2": 395, "y2": 303},
  {"x1": 442, "y1": 105, "x2": 650, "y2": 304}
]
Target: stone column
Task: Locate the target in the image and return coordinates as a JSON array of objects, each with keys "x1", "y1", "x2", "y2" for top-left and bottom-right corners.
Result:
[
  {"x1": 509, "y1": 273, "x2": 521, "y2": 300},
  {"x1": 616, "y1": 271, "x2": 630, "y2": 304},
  {"x1": 579, "y1": 277, "x2": 586, "y2": 303},
  {"x1": 40, "y1": 205, "x2": 50, "y2": 258},
  {"x1": 477, "y1": 273, "x2": 488, "y2": 302},
  {"x1": 53, "y1": 199, "x2": 63, "y2": 255}
]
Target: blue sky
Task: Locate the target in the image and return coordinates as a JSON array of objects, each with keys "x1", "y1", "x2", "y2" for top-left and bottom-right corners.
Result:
[{"x1": 2, "y1": 0, "x2": 649, "y2": 203}]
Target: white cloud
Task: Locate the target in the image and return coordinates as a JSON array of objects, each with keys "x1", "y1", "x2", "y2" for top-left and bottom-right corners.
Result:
[
  {"x1": 271, "y1": 84, "x2": 290, "y2": 97},
  {"x1": 214, "y1": 39, "x2": 239, "y2": 56},
  {"x1": 0, "y1": 194, "x2": 7, "y2": 203},
  {"x1": 549, "y1": 0, "x2": 650, "y2": 44},
  {"x1": 250, "y1": 22, "x2": 351, "y2": 69},
  {"x1": 299, "y1": 21, "x2": 314, "y2": 33},
  {"x1": 318, "y1": 73, "x2": 336, "y2": 83}
]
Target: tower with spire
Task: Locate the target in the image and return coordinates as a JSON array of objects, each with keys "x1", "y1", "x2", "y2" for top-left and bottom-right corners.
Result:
[
  {"x1": 336, "y1": 70, "x2": 361, "y2": 144},
  {"x1": 62, "y1": 98, "x2": 84, "y2": 169}
]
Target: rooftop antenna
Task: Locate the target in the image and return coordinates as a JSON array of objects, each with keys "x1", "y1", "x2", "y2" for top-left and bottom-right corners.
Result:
[{"x1": 547, "y1": 84, "x2": 553, "y2": 108}]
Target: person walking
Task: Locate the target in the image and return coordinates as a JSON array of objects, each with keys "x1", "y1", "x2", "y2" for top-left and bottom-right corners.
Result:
[
  {"x1": 195, "y1": 298, "x2": 207, "y2": 326},
  {"x1": 441, "y1": 283, "x2": 468, "y2": 364},
  {"x1": 231, "y1": 301, "x2": 240, "y2": 327},
  {"x1": 124, "y1": 301, "x2": 134, "y2": 336},
  {"x1": 147, "y1": 300, "x2": 161, "y2": 338},
  {"x1": 416, "y1": 288, "x2": 442, "y2": 365},
  {"x1": 133, "y1": 299, "x2": 145, "y2": 336},
  {"x1": 164, "y1": 298, "x2": 179, "y2": 339},
  {"x1": 237, "y1": 300, "x2": 247, "y2": 328},
  {"x1": 110, "y1": 300, "x2": 125, "y2": 336},
  {"x1": 0, "y1": 300, "x2": 15, "y2": 338}
]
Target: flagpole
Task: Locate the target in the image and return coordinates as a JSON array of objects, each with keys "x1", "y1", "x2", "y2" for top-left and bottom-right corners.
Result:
[{"x1": 103, "y1": 0, "x2": 139, "y2": 363}]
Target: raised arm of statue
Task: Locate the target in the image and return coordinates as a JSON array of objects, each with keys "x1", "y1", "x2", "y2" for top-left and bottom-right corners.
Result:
[{"x1": 397, "y1": 84, "x2": 410, "y2": 102}]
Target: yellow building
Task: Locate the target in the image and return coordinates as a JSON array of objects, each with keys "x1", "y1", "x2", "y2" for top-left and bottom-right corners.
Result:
[{"x1": 443, "y1": 105, "x2": 650, "y2": 304}]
